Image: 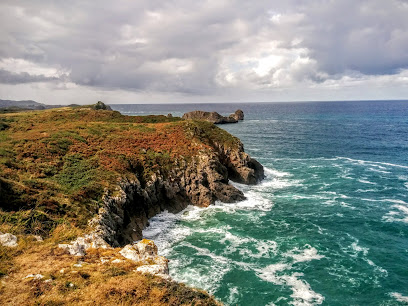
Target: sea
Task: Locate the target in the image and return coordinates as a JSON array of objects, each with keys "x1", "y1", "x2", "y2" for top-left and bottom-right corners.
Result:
[{"x1": 111, "y1": 101, "x2": 408, "y2": 305}]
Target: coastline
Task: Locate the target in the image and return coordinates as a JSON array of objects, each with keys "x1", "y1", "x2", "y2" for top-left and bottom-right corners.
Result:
[{"x1": 0, "y1": 105, "x2": 263, "y2": 304}]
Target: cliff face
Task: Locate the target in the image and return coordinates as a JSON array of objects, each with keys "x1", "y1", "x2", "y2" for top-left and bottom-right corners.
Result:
[
  {"x1": 0, "y1": 106, "x2": 261, "y2": 304},
  {"x1": 0, "y1": 108, "x2": 263, "y2": 247},
  {"x1": 182, "y1": 109, "x2": 244, "y2": 124},
  {"x1": 93, "y1": 124, "x2": 264, "y2": 246}
]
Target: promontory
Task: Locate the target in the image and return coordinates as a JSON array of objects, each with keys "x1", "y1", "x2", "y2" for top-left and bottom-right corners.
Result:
[{"x1": 0, "y1": 103, "x2": 263, "y2": 304}]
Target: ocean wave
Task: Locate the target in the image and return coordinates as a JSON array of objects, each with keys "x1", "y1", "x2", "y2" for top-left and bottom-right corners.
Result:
[
  {"x1": 257, "y1": 264, "x2": 324, "y2": 306},
  {"x1": 283, "y1": 245, "x2": 325, "y2": 263},
  {"x1": 367, "y1": 167, "x2": 391, "y2": 174},
  {"x1": 355, "y1": 188, "x2": 379, "y2": 193},
  {"x1": 383, "y1": 204, "x2": 408, "y2": 224},
  {"x1": 335, "y1": 157, "x2": 408, "y2": 170},
  {"x1": 341, "y1": 235, "x2": 388, "y2": 278},
  {"x1": 357, "y1": 179, "x2": 377, "y2": 185},
  {"x1": 255, "y1": 245, "x2": 325, "y2": 305},
  {"x1": 361, "y1": 198, "x2": 408, "y2": 205},
  {"x1": 390, "y1": 292, "x2": 408, "y2": 303},
  {"x1": 264, "y1": 167, "x2": 291, "y2": 177}
]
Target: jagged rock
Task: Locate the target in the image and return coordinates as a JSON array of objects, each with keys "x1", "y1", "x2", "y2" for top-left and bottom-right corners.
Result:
[
  {"x1": 86, "y1": 127, "x2": 264, "y2": 245},
  {"x1": 229, "y1": 109, "x2": 244, "y2": 121},
  {"x1": 120, "y1": 239, "x2": 169, "y2": 278},
  {"x1": 0, "y1": 233, "x2": 18, "y2": 247},
  {"x1": 182, "y1": 110, "x2": 238, "y2": 124},
  {"x1": 120, "y1": 239, "x2": 158, "y2": 262},
  {"x1": 58, "y1": 119, "x2": 263, "y2": 254},
  {"x1": 58, "y1": 233, "x2": 110, "y2": 256}
]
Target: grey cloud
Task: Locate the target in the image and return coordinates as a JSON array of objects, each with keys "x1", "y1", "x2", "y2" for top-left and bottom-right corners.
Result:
[
  {"x1": 0, "y1": 69, "x2": 59, "y2": 84},
  {"x1": 0, "y1": 0, "x2": 408, "y2": 97}
]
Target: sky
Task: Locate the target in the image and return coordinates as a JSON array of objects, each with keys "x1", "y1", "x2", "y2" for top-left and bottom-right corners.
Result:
[{"x1": 1, "y1": 0, "x2": 408, "y2": 104}]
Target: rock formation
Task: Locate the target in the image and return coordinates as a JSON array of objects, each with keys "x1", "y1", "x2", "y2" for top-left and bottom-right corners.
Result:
[
  {"x1": 88, "y1": 135, "x2": 264, "y2": 247},
  {"x1": 182, "y1": 109, "x2": 244, "y2": 124},
  {"x1": 0, "y1": 232, "x2": 18, "y2": 247},
  {"x1": 120, "y1": 239, "x2": 169, "y2": 278},
  {"x1": 60, "y1": 121, "x2": 264, "y2": 256},
  {"x1": 230, "y1": 109, "x2": 244, "y2": 121}
]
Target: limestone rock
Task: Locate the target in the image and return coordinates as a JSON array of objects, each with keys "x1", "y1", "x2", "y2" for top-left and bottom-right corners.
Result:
[
  {"x1": 229, "y1": 109, "x2": 244, "y2": 121},
  {"x1": 119, "y1": 239, "x2": 158, "y2": 262},
  {"x1": 182, "y1": 110, "x2": 238, "y2": 124},
  {"x1": 58, "y1": 233, "x2": 110, "y2": 256},
  {"x1": 120, "y1": 239, "x2": 169, "y2": 278},
  {"x1": 0, "y1": 233, "x2": 18, "y2": 247}
]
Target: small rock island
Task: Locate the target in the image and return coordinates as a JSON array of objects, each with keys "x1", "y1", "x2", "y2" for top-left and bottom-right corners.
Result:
[{"x1": 182, "y1": 109, "x2": 244, "y2": 124}]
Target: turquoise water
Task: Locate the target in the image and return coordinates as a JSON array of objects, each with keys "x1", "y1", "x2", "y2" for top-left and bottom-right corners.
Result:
[{"x1": 113, "y1": 101, "x2": 408, "y2": 305}]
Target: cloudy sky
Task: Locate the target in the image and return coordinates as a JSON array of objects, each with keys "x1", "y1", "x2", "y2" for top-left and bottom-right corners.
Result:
[{"x1": 1, "y1": 0, "x2": 408, "y2": 104}]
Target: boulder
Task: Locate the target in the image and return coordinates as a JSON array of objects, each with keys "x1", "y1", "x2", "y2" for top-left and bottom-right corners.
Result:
[
  {"x1": 0, "y1": 233, "x2": 18, "y2": 247},
  {"x1": 120, "y1": 239, "x2": 169, "y2": 278},
  {"x1": 58, "y1": 233, "x2": 110, "y2": 256}
]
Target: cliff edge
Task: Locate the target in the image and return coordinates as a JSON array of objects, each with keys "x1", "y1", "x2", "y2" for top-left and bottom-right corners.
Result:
[{"x1": 0, "y1": 105, "x2": 262, "y2": 304}]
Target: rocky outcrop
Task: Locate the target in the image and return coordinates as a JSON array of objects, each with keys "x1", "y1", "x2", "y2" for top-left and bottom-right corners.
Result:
[
  {"x1": 58, "y1": 233, "x2": 110, "y2": 256},
  {"x1": 120, "y1": 239, "x2": 169, "y2": 278},
  {"x1": 230, "y1": 109, "x2": 244, "y2": 121},
  {"x1": 0, "y1": 232, "x2": 18, "y2": 247},
  {"x1": 59, "y1": 120, "x2": 263, "y2": 259},
  {"x1": 182, "y1": 109, "x2": 244, "y2": 124},
  {"x1": 89, "y1": 143, "x2": 263, "y2": 247}
]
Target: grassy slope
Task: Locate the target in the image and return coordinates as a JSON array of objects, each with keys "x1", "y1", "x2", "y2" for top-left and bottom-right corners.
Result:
[{"x1": 0, "y1": 106, "x2": 239, "y2": 305}]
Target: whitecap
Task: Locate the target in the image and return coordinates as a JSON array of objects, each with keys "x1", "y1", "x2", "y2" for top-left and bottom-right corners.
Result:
[
  {"x1": 336, "y1": 157, "x2": 408, "y2": 169},
  {"x1": 355, "y1": 189, "x2": 379, "y2": 193},
  {"x1": 257, "y1": 264, "x2": 324, "y2": 306},
  {"x1": 227, "y1": 286, "x2": 240, "y2": 305},
  {"x1": 350, "y1": 241, "x2": 369, "y2": 257},
  {"x1": 390, "y1": 292, "x2": 408, "y2": 303},
  {"x1": 358, "y1": 179, "x2": 377, "y2": 185},
  {"x1": 367, "y1": 167, "x2": 391, "y2": 174},
  {"x1": 264, "y1": 167, "x2": 291, "y2": 177},
  {"x1": 283, "y1": 245, "x2": 325, "y2": 263},
  {"x1": 383, "y1": 204, "x2": 408, "y2": 224}
]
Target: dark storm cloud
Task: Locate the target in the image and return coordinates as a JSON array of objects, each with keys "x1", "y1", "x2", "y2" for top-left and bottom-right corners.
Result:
[{"x1": 0, "y1": 0, "x2": 408, "y2": 96}]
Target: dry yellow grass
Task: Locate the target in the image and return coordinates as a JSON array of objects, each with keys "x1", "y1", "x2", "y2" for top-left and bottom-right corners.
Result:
[{"x1": 0, "y1": 236, "x2": 220, "y2": 305}]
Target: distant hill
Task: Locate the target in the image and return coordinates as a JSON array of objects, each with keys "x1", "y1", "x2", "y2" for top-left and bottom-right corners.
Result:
[
  {"x1": 0, "y1": 99, "x2": 80, "y2": 112},
  {"x1": 0, "y1": 99, "x2": 46, "y2": 110}
]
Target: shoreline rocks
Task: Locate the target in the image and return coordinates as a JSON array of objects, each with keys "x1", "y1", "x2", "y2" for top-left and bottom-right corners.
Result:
[
  {"x1": 120, "y1": 239, "x2": 170, "y2": 278},
  {"x1": 57, "y1": 119, "x2": 263, "y2": 279}
]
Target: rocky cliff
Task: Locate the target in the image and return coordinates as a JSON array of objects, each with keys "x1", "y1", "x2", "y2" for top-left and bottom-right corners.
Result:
[
  {"x1": 0, "y1": 105, "x2": 262, "y2": 304},
  {"x1": 90, "y1": 121, "x2": 264, "y2": 246},
  {"x1": 182, "y1": 109, "x2": 244, "y2": 124},
  {"x1": 0, "y1": 106, "x2": 263, "y2": 247}
]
